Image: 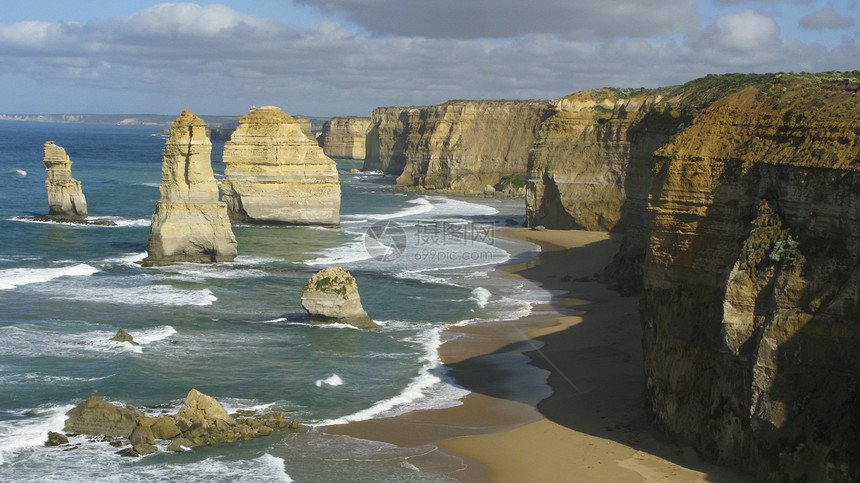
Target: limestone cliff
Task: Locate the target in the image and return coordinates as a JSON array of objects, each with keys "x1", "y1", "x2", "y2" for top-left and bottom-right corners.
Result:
[
  {"x1": 221, "y1": 106, "x2": 340, "y2": 226},
  {"x1": 318, "y1": 117, "x2": 372, "y2": 159},
  {"x1": 363, "y1": 100, "x2": 550, "y2": 193},
  {"x1": 639, "y1": 75, "x2": 860, "y2": 481},
  {"x1": 144, "y1": 110, "x2": 237, "y2": 266},
  {"x1": 42, "y1": 141, "x2": 87, "y2": 221}
]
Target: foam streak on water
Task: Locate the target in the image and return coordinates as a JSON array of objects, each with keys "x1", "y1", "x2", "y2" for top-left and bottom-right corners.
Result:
[{"x1": 0, "y1": 264, "x2": 98, "y2": 290}]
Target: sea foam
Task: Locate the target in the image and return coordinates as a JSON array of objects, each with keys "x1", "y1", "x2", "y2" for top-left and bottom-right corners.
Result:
[{"x1": 0, "y1": 264, "x2": 98, "y2": 290}]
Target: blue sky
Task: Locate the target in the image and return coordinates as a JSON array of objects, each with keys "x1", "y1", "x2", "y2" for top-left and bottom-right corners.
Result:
[{"x1": 0, "y1": 1, "x2": 856, "y2": 117}]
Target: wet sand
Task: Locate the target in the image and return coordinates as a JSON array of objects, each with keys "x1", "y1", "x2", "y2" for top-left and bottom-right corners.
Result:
[{"x1": 328, "y1": 228, "x2": 752, "y2": 482}]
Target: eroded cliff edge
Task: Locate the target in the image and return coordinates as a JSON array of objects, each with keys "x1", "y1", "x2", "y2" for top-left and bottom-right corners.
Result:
[
  {"x1": 528, "y1": 73, "x2": 859, "y2": 481},
  {"x1": 640, "y1": 75, "x2": 859, "y2": 481},
  {"x1": 363, "y1": 100, "x2": 550, "y2": 194}
]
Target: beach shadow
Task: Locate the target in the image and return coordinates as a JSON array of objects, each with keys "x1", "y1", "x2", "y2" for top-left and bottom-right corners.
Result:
[{"x1": 442, "y1": 236, "x2": 753, "y2": 481}]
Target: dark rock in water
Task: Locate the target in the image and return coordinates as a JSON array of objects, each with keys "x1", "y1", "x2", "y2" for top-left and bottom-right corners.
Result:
[
  {"x1": 110, "y1": 328, "x2": 139, "y2": 346},
  {"x1": 505, "y1": 218, "x2": 519, "y2": 226},
  {"x1": 133, "y1": 443, "x2": 157, "y2": 455},
  {"x1": 64, "y1": 396, "x2": 144, "y2": 438},
  {"x1": 45, "y1": 431, "x2": 69, "y2": 446},
  {"x1": 31, "y1": 215, "x2": 117, "y2": 226},
  {"x1": 109, "y1": 440, "x2": 124, "y2": 448},
  {"x1": 116, "y1": 446, "x2": 139, "y2": 457}
]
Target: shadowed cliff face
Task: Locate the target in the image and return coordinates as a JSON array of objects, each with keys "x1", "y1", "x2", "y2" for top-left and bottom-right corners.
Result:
[
  {"x1": 363, "y1": 100, "x2": 550, "y2": 194},
  {"x1": 640, "y1": 77, "x2": 860, "y2": 481}
]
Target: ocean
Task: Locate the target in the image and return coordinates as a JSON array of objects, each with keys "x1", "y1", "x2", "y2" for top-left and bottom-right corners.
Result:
[{"x1": 0, "y1": 121, "x2": 549, "y2": 482}]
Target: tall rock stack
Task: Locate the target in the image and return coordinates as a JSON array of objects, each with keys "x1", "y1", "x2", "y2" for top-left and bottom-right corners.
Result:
[
  {"x1": 221, "y1": 106, "x2": 340, "y2": 226},
  {"x1": 43, "y1": 141, "x2": 87, "y2": 221},
  {"x1": 143, "y1": 110, "x2": 237, "y2": 266}
]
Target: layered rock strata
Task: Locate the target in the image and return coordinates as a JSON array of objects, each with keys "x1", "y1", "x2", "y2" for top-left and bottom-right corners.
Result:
[
  {"x1": 639, "y1": 76, "x2": 860, "y2": 481},
  {"x1": 301, "y1": 267, "x2": 377, "y2": 329},
  {"x1": 221, "y1": 106, "x2": 340, "y2": 225},
  {"x1": 318, "y1": 117, "x2": 372, "y2": 159},
  {"x1": 143, "y1": 110, "x2": 237, "y2": 266},
  {"x1": 363, "y1": 100, "x2": 550, "y2": 193},
  {"x1": 42, "y1": 141, "x2": 87, "y2": 221}
]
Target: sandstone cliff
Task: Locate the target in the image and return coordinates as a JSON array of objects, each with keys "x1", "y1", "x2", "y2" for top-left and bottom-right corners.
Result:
[
  {"x1": 318, "y1": 117, "x2": 372, "y2": 159},
  {"x1": 221, "y1": 106, "x2": 340, "y2": 226},
  {"x1": 144, "y1": 110, "x2": 237, "y2": 266},
  {"x1": 42, "y1": 141, "x2": 87, "y2": 221},
  {"x1": 639, "y1": 74, "x2": 859, "y2": 481},
  {"x1": 363, "y1": 100, "x2": 550, "y2": 193}
]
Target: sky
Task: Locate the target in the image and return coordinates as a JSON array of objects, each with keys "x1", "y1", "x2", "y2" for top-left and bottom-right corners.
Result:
[{"x1": 0, "y1": 0, "x2": 857, "y2": 117}]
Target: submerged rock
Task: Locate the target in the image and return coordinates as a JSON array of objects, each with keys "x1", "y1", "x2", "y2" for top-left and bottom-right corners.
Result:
[
  {"x1": 301, "y1": 267, "x2": 378, "y2": 329},
  {"x1": 109, "y1": 328, "x2": 139, "y2": 346},
  {"x1": 42, "y1": 141, "x2": 87, "y2": 221},
  {"x1": 221, "y1": 106, "x2": 340, "y2": 226},
  {"x1": 143, "y1": 110, "x2": 237, "y2": 266}
]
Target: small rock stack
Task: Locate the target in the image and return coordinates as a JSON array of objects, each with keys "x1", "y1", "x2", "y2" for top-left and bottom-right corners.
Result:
[
  {"x1": 42, "y1": 141, "x2": 87, "y2": 221},
  {"x1": 301, "y1": 267, "x2": 378, "y2": 329}
]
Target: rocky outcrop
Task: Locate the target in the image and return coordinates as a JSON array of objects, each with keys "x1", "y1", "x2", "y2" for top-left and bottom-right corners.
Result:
[
  {"x1": 639, "y1": 75, "x2": 860, "y2": 482},
  {"x1": 58, "y1": 390, "x2": 298, "y2": 457},
  {"x1": 64, "y1": 396, "x2": 144, "y2": 437},
  {"x1": 221, "y1": 106, "x2": 340, "y2": 226},
  {"x1": 42, "y1": 141, "x2": 87, "y2": 221},
  {"x1": 110, "y1": 328, "x2": 139, "y2": 346},
  {"x1": 363, "y1": 100, "x2": 550, "y2": 193},
  {"x1": 143, "y1": 110, "x2": 237, "y2": 266},
  {"x1": 301, "y1": 267, "x2": 378, "y2": 329},
  {"x1": 318, "y1": 117, "x2": 372, "y2": 159},
  {"x1": 293, "y1": 115, "x2": 315, "y2": 141}
]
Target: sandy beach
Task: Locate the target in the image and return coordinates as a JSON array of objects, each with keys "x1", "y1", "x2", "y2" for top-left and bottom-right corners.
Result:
[{"x1": 329, "y1": 227, "x2": 752, "y2": 482}]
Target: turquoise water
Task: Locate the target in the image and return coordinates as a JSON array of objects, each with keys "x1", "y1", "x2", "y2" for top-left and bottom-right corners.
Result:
[{"x1": 0, "y1": 121, "x2": 547, "y2": 482}]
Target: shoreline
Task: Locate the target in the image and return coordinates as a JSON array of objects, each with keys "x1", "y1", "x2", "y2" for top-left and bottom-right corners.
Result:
[{"x1": 328, "y1": 227, "x2": 753, "y2": 481}]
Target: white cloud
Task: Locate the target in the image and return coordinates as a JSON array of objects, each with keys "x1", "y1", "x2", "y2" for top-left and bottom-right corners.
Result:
[
  {"x1": 698, "y1": 10, "x2": 782, "y2": 51},
  {"x1": 0, "y1": 2, "x2": 856, "y2": 116},
  {"x1": 799, "y1": 8, "x2": 856, "y2": 30},
  {"x1": 295, "y1": 0, "x2": 699, "y2": 39}
]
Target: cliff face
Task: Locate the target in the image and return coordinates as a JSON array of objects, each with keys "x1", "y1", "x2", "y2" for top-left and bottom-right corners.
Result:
[
  {"x1": 363, "y1": 100, "x2": 550, "y2": 193},
  {"x1": 221, "y1": 106, "x2": 340, "y2": 226},
  {"x1": 42, "y1": 141, "x2": 87, "y2": 220},
  {"x1": 318, "y1": 117, "x2": 372, "y2": 159},
  {"x1": 144, "y1": 110, "x2": 237, "y2": 265},
  {"x1": 526, "y1": 89, "x2": 694, "y2": 231},
  {"x1": 639, "y1": 76, "x2": 860, "y2": 481}
]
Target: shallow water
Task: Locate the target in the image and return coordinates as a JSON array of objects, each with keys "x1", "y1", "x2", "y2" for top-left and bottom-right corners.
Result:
[{"x1": 0, "y1": 121, "x2": 549, "y2": 481}]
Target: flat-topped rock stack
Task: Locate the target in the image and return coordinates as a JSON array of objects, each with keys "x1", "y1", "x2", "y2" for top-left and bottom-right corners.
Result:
[
  {"x1": 42, "y1": 141, "x2": 87, "y2": 221},
  {"x1": 143, "y1": 110, "x2": 237, "y2": 266},
  {"x1": 221, "y1": 106, "x2": 340, "y2": 226}
]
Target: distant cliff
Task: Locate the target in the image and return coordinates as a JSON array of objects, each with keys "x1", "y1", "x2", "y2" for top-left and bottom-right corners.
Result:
[
  {"x1": 318, "y1": 117, "x2": 372, "y2": 159},
  {"x1": 363, "y1": 100, "x2": 550, "y2": 194},
  {"x1": 528, "y1": 72, "x2": 860, "y2": 481}
]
